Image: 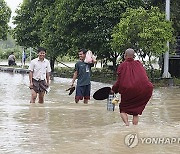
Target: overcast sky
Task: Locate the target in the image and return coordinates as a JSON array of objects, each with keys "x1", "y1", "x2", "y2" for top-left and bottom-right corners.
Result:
[{"x1": 4, "y1": 0, "x2": 23, "y2": 28}]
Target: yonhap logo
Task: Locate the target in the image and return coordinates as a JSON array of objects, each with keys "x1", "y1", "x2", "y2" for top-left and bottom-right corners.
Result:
[
  {"x1": 124, "y1": 133, "x2": 139, "y2": 148},
  {"x1": 125, "y1": 133, "x2": 180, "y2": 148},
  {"x1": 140, "y1": 137, "x2": 180, "y2": 144}
]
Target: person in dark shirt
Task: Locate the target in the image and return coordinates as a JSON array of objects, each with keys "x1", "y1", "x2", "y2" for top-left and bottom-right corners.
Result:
[{"x1": 71, "y1": 49, "x2": 96, "y2": 104}]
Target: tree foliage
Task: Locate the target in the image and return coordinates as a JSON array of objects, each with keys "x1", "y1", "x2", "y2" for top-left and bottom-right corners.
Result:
[
  {"x1": 13, "y1": 0, "x2": 58, "y2": 71},
  {"x1": 144, "y1": 0, "x2": 180, "y2": 36},
  {"x1": 112, "y1": 7, "x2": 174, "y2": 55},
  {"x1": 13, "y1": 0, "x2": 144, "y2": 71},
  {"x1": 54, "y1": 0, "x2": 144, "y2": 69},
  {"x1": 167, "y1": 0, "x2": 180, "y2": 36},
  {"x1": 13, "y1": 0, "x2": 42, "y2": 47},
  {"x1": 0, "y1": 0, "x2": 11, "y2": 40},
  {"x1": 111, "y1": 7, "x2": 174, "y2": 79}
]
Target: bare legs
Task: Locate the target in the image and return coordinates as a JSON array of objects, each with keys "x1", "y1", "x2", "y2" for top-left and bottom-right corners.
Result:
[
  {"x1": 30, "y1": 89, "x2": 37, "y2": 103},
  {"x1": 120, "y1": 112, "x2": 139, "y2": 126},
  {"x1": 30, "y1": 89, "x2": 45, "y2": 104},
  {"x1": 120, "y1": 112, "x2": 129, "y2": 126},
  {"x1": 132, "y1": 115, "x2": 139, "y2": 125},
  {"x1": 75, "y1": 99, "x2": 79, "y2": 103},
  {"x1": 38, "y1": 92, "x2": 45, "y2": 104},
  {"x1": 83, "y1": 99, "x2": 88, "y2": 104},
  {"x1": 75, "y1": 98, "x2": 89, "y2": 104}
]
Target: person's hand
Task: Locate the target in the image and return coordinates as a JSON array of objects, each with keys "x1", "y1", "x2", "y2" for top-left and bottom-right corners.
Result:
[
  {"x1": 29, "y1": 83, "x2": 33, "y2": 89},
  {"x1": 71, "y1": 83, "x2": 74, "y2": 87},
  {"x1": 110, "y1": 89, "x2": 114, "y2": 94},
  {"x1": 46, "y1": 83, "x2": 49, "y2": 88}
]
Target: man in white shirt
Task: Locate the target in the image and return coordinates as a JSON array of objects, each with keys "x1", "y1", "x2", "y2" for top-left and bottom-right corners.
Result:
[{"x1": 29, "y1": 47, "x2": 51, "y2": 104}]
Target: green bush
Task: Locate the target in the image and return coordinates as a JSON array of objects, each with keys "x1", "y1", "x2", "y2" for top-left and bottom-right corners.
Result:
[
  {"x1": 54, "y1": 66, "x2": 116, "y2": 83},
  {"x1": 54, "y1": 66, "x2": 180, "y2": 86},
  {"x1": 0, "y1": 48, "x2": 23, "y2": 60}
]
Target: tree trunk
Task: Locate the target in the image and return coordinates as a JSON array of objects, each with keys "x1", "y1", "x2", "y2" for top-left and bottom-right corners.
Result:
[
  {"x1": 50, "y1": 56, "x2": 56, "y2": 72},
  {"x1": 148, "y1": 55, "x2": 154, "y2": 82}
]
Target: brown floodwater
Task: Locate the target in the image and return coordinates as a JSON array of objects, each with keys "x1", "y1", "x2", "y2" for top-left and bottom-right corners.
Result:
[{"x1": 0, "y1": 72, "x2": 179, "y2": 154}]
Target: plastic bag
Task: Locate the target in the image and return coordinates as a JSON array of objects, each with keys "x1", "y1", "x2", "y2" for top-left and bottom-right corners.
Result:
[{"x1": 84, "y1": 50, "x2": 93, "y2": 63}]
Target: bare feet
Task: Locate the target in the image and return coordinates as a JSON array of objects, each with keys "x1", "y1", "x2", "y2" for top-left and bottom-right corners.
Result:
[
  {"x1": 132, "y1": 115, "x2": 139, "y2": 125},
  {"x1": 84, "y1": 99, "x2": 88, "y2": 104},
  {"x1": 120, "y1": 112, "x2": 129, "y2": 126}
]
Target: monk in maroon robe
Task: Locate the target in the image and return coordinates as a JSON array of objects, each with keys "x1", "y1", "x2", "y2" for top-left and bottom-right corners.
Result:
[{"x1": 112, "y1": 48, "x2": 153, "y2": 126}]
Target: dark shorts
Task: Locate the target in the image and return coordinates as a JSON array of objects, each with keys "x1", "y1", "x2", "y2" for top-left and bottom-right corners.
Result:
[
  {"x1": 31, "y1": 78, "x2": 48, "y2": 93},
  {"x1": 8, "y1": 60, "x2": 16, "y2": 66},
  {"x1": 75, "y1": 84, "x2": 91, "y2": 100}
]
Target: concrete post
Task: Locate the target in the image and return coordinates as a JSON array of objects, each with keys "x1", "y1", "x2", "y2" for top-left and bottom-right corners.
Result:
[{"x1": 162, "y1": 0, "x2": 171, "y2": 78}]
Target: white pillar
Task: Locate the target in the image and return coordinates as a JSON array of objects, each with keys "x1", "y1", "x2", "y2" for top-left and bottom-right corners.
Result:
[
  {"x1": 165, "y1": 0, "x2": 170, "y2": 21},
  {"x1": 22, "y1": 48, "x2": 25, "y2": 67},
  {"x1": 162, "y1": 0, "x2": 171, "y2": 78}
]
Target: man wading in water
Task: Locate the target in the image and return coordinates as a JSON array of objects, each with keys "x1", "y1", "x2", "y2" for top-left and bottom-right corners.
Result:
[
  {"x1": 112, "y1": 48, "x2": 153, "y2": 126},
  {"x1": 71, "y1": 49, "x2": 96, "y2": 104},
  {"x1": 29, "y1": 47, "x2": 51, "y2": 104}
]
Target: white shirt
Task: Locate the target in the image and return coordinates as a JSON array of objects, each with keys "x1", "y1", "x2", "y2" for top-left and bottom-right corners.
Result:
[
  {"x1": 29, "y1": 58, "x2": 51, "y2": 80},
  {"x1": 8, "y1": 54, "x2": 15, "y2": 61}
]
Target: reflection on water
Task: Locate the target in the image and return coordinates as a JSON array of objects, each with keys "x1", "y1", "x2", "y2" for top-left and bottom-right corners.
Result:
[{"x1": 0, "y1": 72, "x2": 179, "y2": 154}]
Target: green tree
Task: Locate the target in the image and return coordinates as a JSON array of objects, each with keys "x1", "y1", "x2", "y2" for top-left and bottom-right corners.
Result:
[
  {"x1": 0, "y1": 34, "x2": 16, "y2": 49},
  {"x1": 13, "y1": 0, "x2": 70, "y2": 71},
  {"x1": 171, "y1": 0, "x2": 180, "y2": 36},
  {"x1": 13, "y1": 0, "x2": 41, "y2": 47},
  {"x1": 39, "y1": 0, "x2": 70, "y2": 72},
  {"x1": 144, "y1": 0, "x2": 180, "y2": 36},
  {"x1": 55, "y1": 0, "x2": 144, "y2": 70},
  {"x1": 0, "y1": 0, "x2": 11, "y2": 40},
  {"x1": 111, "y1": 7, "x2": 174, "y2": 80},
  {"x1": 13, "y1": 0, "x2": 144, "y2": 71},
  {"x1": 14, "y1": 0, "x2": 150, "y2": 71}
]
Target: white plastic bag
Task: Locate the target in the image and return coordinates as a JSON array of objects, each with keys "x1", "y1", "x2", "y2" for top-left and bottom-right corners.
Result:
[
  {"x1": 84, "y1": 50, "x2": 93, "y2": 63},
  {"x1": 84, "y1": 50, "x2": 97, "y2": 63}
]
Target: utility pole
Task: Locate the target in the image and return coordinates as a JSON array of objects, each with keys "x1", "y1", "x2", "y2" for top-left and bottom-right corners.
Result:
[
  {"x1": 22, "y1": 47, "x2": 25, "y2": 67},
  {"x1": 162, "y1": 0, "x2": 171, "y2": 78}
]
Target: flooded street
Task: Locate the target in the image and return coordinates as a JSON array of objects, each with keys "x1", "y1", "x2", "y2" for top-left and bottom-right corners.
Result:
[{"x1": 0, "y1": 72, "x2": 179, "y2": 154}]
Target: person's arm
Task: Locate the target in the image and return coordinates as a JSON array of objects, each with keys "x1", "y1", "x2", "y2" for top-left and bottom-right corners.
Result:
[
  {"x1": 71, "y1": 71, "x2": 77, "y2": 87},
  {"x1": 46, "y1": 61, "x2": 51, "y2": 87},
  {"x1": 112, "y1": 64, "x2": 122, "y2": 93},
  {"x1": 29, "y1": 60, "x2": 34, "y2": 88},
  {"x1": 112, "y1": 78, "x2": 120, "y2": 94},
  {"x1": 92, "y1": 55, "x2": 97, "y2": 64},
  {"x1": 89, "y1": 55, "x2": 97, "y2": 67},
  {"x1": 29, "y1": 71, "x2": 33, "y2": 89},
  {"x1": 46, "y1": 72, "x2": 50, "y2": 87}
]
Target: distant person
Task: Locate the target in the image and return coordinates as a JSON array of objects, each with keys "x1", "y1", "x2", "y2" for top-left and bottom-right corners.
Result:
[
  {"x1": 112, "y1": 48, "x2": 153, "y2": 126},
  {"x1": 8, "y1": 52, "x2": 16, "y2": 66},
  {"x1": 29, "y1": 47, "x2": 51, "y2": 104},
  {"x1": 71, "y1": 48, "x2": 96, "y2": 104},
  {"x1": 22, "y1": 51, "x2": 27, "y2": 65}
]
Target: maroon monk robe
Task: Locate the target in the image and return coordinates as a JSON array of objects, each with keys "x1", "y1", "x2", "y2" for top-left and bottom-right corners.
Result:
[{"x1": 112, "y1": 58, "x2": 153, "y2": 115}]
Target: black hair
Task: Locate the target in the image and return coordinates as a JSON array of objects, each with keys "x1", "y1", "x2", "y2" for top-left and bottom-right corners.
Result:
[
  {"x1": 37, "y1": 47, "x2": 46, "y2": 53},
  {"x1": 79, "y1": 48, "x2": 87, "y2": 54}
]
